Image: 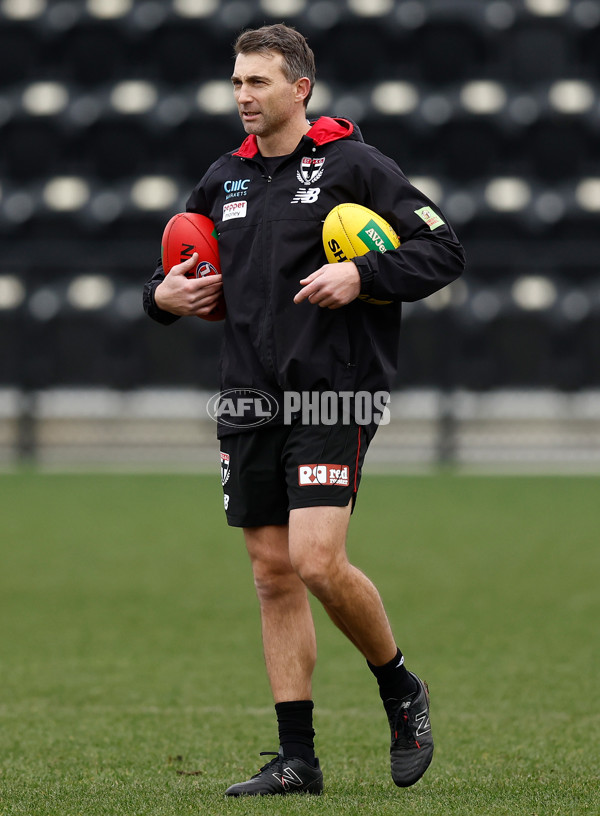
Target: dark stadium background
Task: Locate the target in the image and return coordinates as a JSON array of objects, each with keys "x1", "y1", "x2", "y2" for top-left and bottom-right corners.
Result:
[{"x1": 1, "y1": 0, "x2": 599, "y2": 466}]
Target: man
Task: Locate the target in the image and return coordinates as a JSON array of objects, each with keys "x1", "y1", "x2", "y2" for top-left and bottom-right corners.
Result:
[{"x1": 144, "y1": 24, "x2": 465, "y2": 796}]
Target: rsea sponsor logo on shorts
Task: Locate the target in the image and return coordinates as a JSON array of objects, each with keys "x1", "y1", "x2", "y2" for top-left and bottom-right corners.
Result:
[{"x1": 298, "y1": 464, "x2": 350, "y2": 487}]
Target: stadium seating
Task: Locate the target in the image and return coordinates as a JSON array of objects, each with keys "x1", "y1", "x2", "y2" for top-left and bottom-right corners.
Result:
[{"x1": 1, "y1": 0, "x2": 600, "y2": 393}]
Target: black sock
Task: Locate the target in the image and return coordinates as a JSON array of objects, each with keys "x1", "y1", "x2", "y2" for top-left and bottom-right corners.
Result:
[
  {"x1": 368, "y1": 648, "x2": 418, "y2": 702},
  {"x1": 275, "y1": 700, "x2": 316, "y2": 764}
]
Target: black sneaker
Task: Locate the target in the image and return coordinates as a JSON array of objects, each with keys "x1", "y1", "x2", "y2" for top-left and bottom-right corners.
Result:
[
  {"x1": 224, "y1": 752, "x2": 324, "y2": 797},
  {"x1": 385, "y1": 671, "x2": 433, "y2": 787}
]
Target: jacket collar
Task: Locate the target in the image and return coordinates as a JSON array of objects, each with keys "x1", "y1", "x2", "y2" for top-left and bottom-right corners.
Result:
[{"x1": 232, "y1": 116, "x2": 356, "y2": 159}]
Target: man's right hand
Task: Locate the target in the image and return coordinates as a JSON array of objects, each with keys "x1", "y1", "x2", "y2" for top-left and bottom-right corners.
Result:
[{"x1": 154, "y1": 252, "x2": 223, "y2": 318}]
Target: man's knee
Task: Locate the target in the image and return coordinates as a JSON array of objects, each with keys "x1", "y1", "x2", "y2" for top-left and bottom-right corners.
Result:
[
  {"x1": 244, "y1": 525, "x2": 300, "y2": 603},
  {"x1": 288, "y1": 506, "x2": 351, "y2": 601},
  {"x1": 292, "y1": 547, "x2": 343, "y2": 601}
]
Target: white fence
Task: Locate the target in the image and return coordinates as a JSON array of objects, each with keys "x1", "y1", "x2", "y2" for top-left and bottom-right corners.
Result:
[{"x1": 2, "y1": 388, "x2": 600, "y2": 472}]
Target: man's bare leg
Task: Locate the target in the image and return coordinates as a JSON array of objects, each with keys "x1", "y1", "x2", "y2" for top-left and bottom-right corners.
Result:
[
  {"x1": 288, "y1": 504, "x2": 397, "y2": 666},
  {"x1": 235, "y1": 507, "x2": 433, "y2": 795},
  {"x1": 285, "y1": 503, "x2": 434, "y2": 789},
  {"x1": 244, "y1": 524, "x2": 317, "y2": 703}
]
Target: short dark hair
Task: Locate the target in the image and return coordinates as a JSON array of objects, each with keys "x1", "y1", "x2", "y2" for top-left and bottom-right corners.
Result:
[{"x1": 234, "y1": 24, "x2": 316, "y2": 107}]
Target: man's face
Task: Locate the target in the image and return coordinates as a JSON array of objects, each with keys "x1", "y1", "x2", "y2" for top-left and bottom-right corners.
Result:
[{"x1": 231, "y1": 51, "x2": 300, "y2": 139}]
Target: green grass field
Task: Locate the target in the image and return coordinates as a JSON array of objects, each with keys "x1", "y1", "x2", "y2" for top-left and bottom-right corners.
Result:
[{"x1": 1, "y1": 472, "x2": 598, "y2": 815}]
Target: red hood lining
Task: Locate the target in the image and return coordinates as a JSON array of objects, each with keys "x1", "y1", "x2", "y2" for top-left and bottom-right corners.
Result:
[{"x1": 232, "y1": 116, "x2": 354, "y2": 158}]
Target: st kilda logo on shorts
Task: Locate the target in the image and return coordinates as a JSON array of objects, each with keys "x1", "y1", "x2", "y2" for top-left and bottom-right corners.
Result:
[
  {"x1": 298, "y1": 464, "x2": 350, "y2": 487},
  {"x1": 297, "y1": 157, "x2": 325, "y2": 185},
  {"x1": 220, "y1": 451, "x2": 231, "y2": 486}
]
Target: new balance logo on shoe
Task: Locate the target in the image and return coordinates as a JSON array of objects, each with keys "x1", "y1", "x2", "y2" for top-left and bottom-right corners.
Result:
[
  {"x1": 415, "y1": 709, "x2": 431, "y2": 737},
  {"x1": 273, "y1": 767, "x2": 303, "y2": 788}
]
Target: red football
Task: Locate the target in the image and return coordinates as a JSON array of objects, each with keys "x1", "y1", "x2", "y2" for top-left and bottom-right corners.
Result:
[{"x1": 161, "y1": 212, "x2": 225, "y2": 321}]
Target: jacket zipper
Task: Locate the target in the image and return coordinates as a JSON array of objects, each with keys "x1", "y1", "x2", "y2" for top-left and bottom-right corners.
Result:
[
  {"x1": 246, "y1": 143, "x2": 317, "y2": 390},
  {"x1": 260, "y1": 173, "x2": 280, "y2": 385}
]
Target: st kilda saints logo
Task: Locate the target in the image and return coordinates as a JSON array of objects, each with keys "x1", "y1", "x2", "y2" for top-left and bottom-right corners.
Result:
[
  {"x1": 297, "y1": 157, "x2": 325, "y2": 185},
  {"x1": 220, "y1": 451, "x2": 231, "y2": 486}
]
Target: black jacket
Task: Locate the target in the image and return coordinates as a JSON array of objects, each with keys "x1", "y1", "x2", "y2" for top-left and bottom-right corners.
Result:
[{"x1": 144, "y1": 116, "x2": 465, "y2": 434}]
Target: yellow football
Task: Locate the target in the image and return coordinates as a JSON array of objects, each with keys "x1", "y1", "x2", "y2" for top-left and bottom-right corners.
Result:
[{"x1": 322, "y1": 203, "x2": 400, "y2": 305}]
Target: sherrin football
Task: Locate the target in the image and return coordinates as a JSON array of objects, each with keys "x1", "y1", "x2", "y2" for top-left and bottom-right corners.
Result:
[
  {"x1": 322, "y1": 203, "x2": 401, "y2": 305},
  {"x1": 161, "y1": 212, "x2": 225, "y2": 321}
]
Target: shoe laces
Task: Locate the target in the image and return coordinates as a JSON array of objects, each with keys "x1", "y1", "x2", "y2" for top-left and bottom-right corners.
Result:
[
  {"x1": 251, "y1": 751, "x2": 283, "y2": 779},
  {"x1": 388, "y1": 698, "x2": 422, "y2": 750}
]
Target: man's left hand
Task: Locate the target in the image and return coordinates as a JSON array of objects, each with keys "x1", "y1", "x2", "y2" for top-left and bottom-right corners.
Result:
[{"x1": 293, "y1": 262, "x2": 361, "y2": 309}]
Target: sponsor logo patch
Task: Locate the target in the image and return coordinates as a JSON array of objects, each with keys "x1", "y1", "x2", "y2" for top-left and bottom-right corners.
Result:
[
  {"x1": 357, "y1": 219, "x2": 396, "y2": 253},
  {"x1": 223, "y1": 200, "x2": 247, "y2": 221},
  {"x1": 291, "y1": 187, "x2": 321, "y2": 204},
  {"x1": 414, "y1": 206, "x2": 445, "y2": 230},
  {"x1": 297, "y1": 157, "x2": 325, "y2": 185},
  {"x1": 298, "y1": 464, "x2": 350, "y2": 487},
  {"x1": 224, "y1": 178, "x2": 250, "y2": 200}
]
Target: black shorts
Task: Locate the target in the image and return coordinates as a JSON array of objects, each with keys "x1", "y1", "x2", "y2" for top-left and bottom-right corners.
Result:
[{"x1": 219, "y1": 417, "x2": 376, "y2": 527}]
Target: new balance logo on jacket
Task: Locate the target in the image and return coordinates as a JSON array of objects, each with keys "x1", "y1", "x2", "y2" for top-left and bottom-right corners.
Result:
[{"x1": 291, "y1": 187, "x2": 321, "y2": 204}]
